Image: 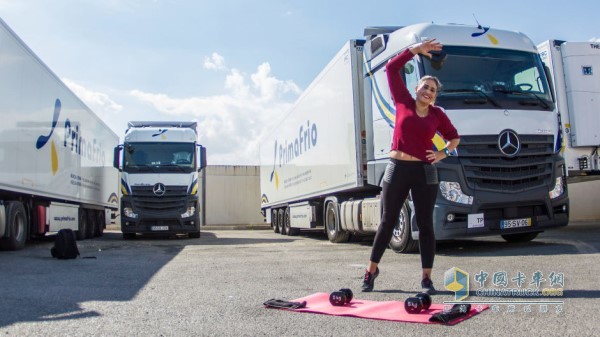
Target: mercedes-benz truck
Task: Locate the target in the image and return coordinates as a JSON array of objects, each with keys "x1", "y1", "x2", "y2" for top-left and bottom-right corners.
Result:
[
  {"x1": 0, "y1": 18, "x2": 119, "y2": 250},
  {"x1": 259, "y1": 23, "x2": 569, "y2": 252},
  {"x1": 113, "y1": 121, "x2": 207, "y2": 239}
]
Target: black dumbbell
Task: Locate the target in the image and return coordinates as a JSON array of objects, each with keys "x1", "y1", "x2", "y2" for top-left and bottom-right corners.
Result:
[
  {"x1": 329, "y1": 288, "x2": 354, "y2": 306},
  {"x1": 404, "y1": 292, "x2": 432, "y2": 314}
]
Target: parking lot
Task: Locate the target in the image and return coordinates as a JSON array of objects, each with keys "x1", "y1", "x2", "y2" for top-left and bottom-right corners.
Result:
[{"x1": 1, "y1": 222, "x2": 599, "y2": 336}]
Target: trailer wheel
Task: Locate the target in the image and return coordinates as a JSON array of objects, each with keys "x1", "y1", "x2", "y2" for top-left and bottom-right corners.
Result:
[
  {"x1": 285, "y1": 207, "x2": 299, "y2": 236},
  {"x1": 86, "y1": 210, "x2": 97, "y2": 239},
  {"x1": 272, "y1": 209, "x2": 280, "y2": 233},
  {"x1": 279, "y1": 209, "x2": 287, "y2": 235},
  {"x1": 325, "y1": 201, "x2": 349, "y2": 243},
  {"x1": 95, "y1": 211, "x2": 105, "y2": 237},
  {"x1": 0, "y1": 201, "x2": 28, "y2": 251},
  {"x1": 501, "y1": 232, "x2": 540, "y2": 243},
  {"x1": 389, "y1": 201, "x2": 418, "y2": 253},
  {"x1": 76, "y1": 209, "x2": 88, "y2": 240}
]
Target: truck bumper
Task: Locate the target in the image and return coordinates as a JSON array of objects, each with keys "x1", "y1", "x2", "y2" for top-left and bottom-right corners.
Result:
[
  {"x1": 120, "y1": 196, "x2": 201, "y2": 234},
  {"x1": 428, "y1": 188, "x2": 569, "y2": 240},
  {"x1": 121, "y1": 215, "x2": 201, "y2": 234}
]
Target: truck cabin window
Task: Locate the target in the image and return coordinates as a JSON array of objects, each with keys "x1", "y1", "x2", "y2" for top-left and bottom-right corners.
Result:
[
  {"x1": 423, "y1": 46, "x2": 555, "y2": 111},
  {"x1": 124, "y1": 142, "x2": 195, "y2": 173}
]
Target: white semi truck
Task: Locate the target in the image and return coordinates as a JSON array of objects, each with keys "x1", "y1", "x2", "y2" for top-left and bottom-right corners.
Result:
[
  {"x1": 538, "y1": 40, "x2": 600, "y2": 177},
  {"x1": 259, "y1": 23, "x2": 570, "y2": 252},
  {"x1": 113, "y1": 121, "x2": 207, "y2": 239},
  {"x1": 0, "y1": 18, "x2": 119, "y2": 250}
]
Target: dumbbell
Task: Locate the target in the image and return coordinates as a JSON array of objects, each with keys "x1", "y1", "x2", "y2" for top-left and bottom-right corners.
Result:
[
  {"x1": 329, "y1": 288, "x2": 354, "y2": 306},
  {"x1": 404, "y1": 292, "x2": 432, "y2": 314}
]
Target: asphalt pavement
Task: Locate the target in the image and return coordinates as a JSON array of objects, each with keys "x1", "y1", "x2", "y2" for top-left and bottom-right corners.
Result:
[{"x1": 0, "y1": 221, "x2": 598, "y2": 336}]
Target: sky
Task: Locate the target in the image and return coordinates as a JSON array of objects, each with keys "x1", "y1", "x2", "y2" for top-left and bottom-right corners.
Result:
[{"x1": 1, "y1": 0, "x2": 599, "y2": 165}]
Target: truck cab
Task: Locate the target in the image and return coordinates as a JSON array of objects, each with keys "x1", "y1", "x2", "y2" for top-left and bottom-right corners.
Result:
[{"x1": 114, "y1": 121, "x2": 207, "y2": 239}]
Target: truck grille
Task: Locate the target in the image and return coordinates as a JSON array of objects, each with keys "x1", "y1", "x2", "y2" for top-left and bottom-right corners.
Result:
[
  {"x1": 131, "y1": 185, "x2": 188, "y2": 214},
  {"x1": 458, "y1": 134, "x2": 555, "y2": 192}
]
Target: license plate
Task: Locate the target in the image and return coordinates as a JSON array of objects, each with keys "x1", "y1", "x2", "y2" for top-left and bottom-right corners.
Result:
[
  {"x1": 151, "y1": 226, "x2": 169, "y2": 231},
  {"x1": 500, "y1": 218, "x2": 532, "y2": 229}
]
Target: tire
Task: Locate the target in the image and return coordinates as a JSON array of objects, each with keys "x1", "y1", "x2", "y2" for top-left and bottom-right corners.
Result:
[
  {"x1": 189, "y1": 231, "x2": 201, "y2": 239},
  {"x1": 0, "y1": 201, "x2": 28, "y2": 251},
  {"x1": 95, "y1": 211, "x2": 105, "y2": 237},
  {"x1": 501, "y1": 232, "x2": 540, "y2": 243},
  {"x1": 325, "y1": 201, "x2": 349, "y2": 243},
  {"x1": 285, "y1": 207, "x2": 299, "y2": 236},
  {"x1": 86, "y1": 210, "x2": 97, "y2": 239},
  {"x1": 279, "y1": 209, "x2": 287, "y2": 235},
  {"x1": 272, "y1": 209, "x2": 280, "y2": 233},
  {"x1": 123, "y1": 232, "x2": 136, "y2": 240},
  {"x1": 389, "y1": 201, "x2": 419, "y2": 253},
  {"x1": 76, "y1": 209, "x2": 87, "y2": 240}
]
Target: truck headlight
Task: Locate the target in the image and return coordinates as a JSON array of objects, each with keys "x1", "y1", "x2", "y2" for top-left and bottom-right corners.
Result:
[
  {"x1": 440, "y1": 181, "x2": 473, "y2": 205},
  {"x1": 181, "y1": 205, "x2": 196, "y2": 218},
  {"x1": 549, "y1": 177, "x2": 565, "y2": 199},
  {"x1": 123, "y1": 207, "x2": 138, "y2": 219}
]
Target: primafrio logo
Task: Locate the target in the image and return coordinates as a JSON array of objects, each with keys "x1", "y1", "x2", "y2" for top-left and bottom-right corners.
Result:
[
  {"x1": 471, "y1": 25, "x2": 499, "y2": 45},
  {"x1": 497, "y1": 129, "x2": 521, "y2": 157},
  {"x1": 35, "y1": 99, "x2": 62, "y2": 175},
  {"x1": 36, "y1": 98, "x2": 107, "y2": 176},
  {"x1": 269, "y1": 120, "x2": 318, "y2": 190}
]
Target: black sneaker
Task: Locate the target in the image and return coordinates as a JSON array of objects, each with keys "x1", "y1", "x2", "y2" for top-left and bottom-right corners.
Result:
[
  {"x1": 361, "y1": 268, "x2": 379, "y2": 292},
  {"x1": 421, "y1": 277, "x2": 436, "y2": 294}
]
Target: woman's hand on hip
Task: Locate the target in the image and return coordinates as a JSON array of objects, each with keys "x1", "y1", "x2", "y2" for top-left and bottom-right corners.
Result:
[{"x1": 426, "y1": 149, "x2": 446, "y2": 164}]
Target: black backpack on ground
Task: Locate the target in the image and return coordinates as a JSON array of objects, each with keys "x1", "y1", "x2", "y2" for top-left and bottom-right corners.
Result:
[{"x1": 51, "y1": 228, "x2": 80, "y2": 259}]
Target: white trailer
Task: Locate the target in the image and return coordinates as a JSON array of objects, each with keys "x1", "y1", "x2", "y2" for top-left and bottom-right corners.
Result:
[
  {"x1": 0, "y1": 18, "x2": 119, "y2": 250},
  {"x1": 538, "y1": 40, "x2": 600, "y2": 177},
  {"x1": 260, "y1": 23, "x2": 569, "y2": 252}
]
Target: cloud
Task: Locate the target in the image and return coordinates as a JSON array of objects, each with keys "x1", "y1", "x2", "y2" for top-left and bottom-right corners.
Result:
[
  {"x1": 129, "y1": 60, "x2": 301, "y2": 165},
  {"x1": 63, "y1": 78, "x2": 123, "y2": 113},
  {"x1": 590, "y1": 37, "x2": 600, "y2": 42},
  {"x1": 203, "y1": 52, "x2": 227, "y2": 71}
]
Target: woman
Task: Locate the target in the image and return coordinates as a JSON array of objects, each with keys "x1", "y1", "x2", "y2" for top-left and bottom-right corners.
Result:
[{"x1": 362, "y1": 39, "x2": 460, "y2": 293}]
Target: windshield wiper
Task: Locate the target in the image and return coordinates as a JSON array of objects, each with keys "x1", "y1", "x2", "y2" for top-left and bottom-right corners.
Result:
[
  {"x1": 492, "y1": 88, "x2": 550, "y2": 109},
  {"x1": 160, "y1": 164, "x2": 188, "y2": 172},
  {"x1": 439, "y1": 89, "x2": 501, "y2": 108},
  {"x1": 125, "y1": 164, "x2": 154, "y2": 172}
]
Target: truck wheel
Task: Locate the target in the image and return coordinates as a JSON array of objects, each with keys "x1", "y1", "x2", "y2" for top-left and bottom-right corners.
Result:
[
  {"x1": 95, "y1": 211, "x2": 105, "y2": 237},
  {"x1": 501, "y1": 232, "x2": 540, "y2": 243},
  {"x1": 76, "y1": 209, "x2": 87, "y2": 240},
  {"x1": 389, "y1": 202, "x2": 419, "y2": 253},
  {"x1": 325, "y1": 201, "x2": 349, "y2": 243},
  {"x1": 86, "y1": 210, "x2": 97, "y2": 239},
  {"x1": 189, "y1": 231, "x2": 201, "y2": 239},
  {"x1": 279, "y1": 209, "x2": 287, "y2": 235},
  {"x1": 0, "y1": 201, "x2": 28, "y2": 251},
  {"x1": 285, "y1": 207, "x2": 299, "y2": 236},
  {"x1": 272, "y1": 209, "x2": 280, "y2": 233}
]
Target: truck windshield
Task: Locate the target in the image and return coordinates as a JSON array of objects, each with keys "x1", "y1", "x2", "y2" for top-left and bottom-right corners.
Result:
[
  {"x1": 123, "y1": 142, "x2": 195, "y2": 173},
  {"x1": 423, "y1": 46, "x2": 555, "y2": 111}
]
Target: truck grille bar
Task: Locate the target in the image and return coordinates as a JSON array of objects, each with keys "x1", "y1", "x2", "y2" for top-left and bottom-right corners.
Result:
[
  {"x1": 130, "y1": 186, "x2": 188, "y2": 214},
  {"x1": 458, "y1": 134, "x2": 555, "y2": 192}
]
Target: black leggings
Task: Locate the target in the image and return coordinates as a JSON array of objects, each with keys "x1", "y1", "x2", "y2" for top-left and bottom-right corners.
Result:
[{"x1": 370, "y1": 159, "x2": 439, "y2": 269}]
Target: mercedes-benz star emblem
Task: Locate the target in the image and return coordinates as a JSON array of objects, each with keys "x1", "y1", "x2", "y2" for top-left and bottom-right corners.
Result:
[
  {"x1": 498, "y1": 130, "x2": 521, "y2": 157},
  {"x1": 153, "y1": 183, "x2": 166, "y2": 196}
]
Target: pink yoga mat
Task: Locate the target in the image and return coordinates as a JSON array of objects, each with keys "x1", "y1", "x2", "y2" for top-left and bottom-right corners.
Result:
[{"x1": 278, "y1": 293, "x2": 487, "y2": 325}]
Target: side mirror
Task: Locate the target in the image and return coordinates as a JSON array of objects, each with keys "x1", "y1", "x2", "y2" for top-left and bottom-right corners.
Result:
[
  {"x1": 113, "y1": 145, "x2": 123, "y2": 171},
  {"x1": 197, "y1": 145, "x2": 207, "y2": 170}
]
